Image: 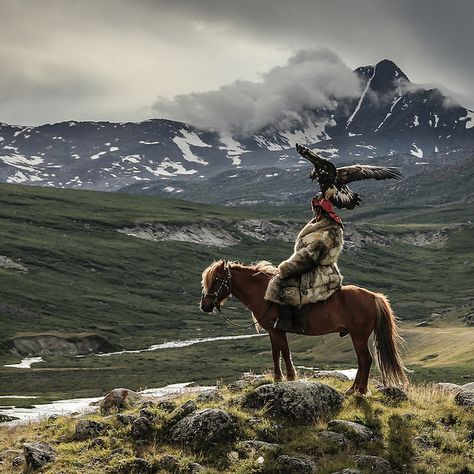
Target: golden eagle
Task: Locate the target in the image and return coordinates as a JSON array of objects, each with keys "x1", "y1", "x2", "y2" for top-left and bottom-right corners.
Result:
[{"x1": 296, "y1": 144, "x2": 402, "y2": 209}]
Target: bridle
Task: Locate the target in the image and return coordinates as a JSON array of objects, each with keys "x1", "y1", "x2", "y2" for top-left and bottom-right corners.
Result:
[
  {"x1": 202, "y1": 259, "x2": 265, "y2": 329},
  {"x1": 202, "y1": 259, "x2": 232, "y2": 311}
]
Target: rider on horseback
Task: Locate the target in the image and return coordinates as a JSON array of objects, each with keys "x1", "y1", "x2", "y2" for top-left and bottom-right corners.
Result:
[{"x1": 264, "y1": 191, "x2": 344, "y2": 333}]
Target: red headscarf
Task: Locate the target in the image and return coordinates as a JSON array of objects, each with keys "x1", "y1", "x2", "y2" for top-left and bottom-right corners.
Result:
[{"x1": 311, "y1": 197, "x2": 343, "y2": 225}]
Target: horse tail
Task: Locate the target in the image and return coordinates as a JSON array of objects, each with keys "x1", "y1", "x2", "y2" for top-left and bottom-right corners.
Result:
[{"x1": 373, "y1": 293, "x2": 408, "y2": 387}]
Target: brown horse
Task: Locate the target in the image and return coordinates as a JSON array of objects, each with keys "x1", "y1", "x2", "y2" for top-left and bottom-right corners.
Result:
[{"x1": 200, "y1": 259, "x2": 407, "y2": 395}]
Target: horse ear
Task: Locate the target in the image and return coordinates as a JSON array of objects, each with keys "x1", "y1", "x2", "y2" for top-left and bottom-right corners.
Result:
[{"x1": 222, "y1": 258, "x2": 228, "y2": 268}]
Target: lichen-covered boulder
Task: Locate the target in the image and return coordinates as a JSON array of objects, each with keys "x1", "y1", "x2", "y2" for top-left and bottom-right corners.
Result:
[
  {"x1": 154, "y1": 454, "x2": 180, "y2": 472},
  {"x1": 168, "y1": 400, "x2": 197, "y2": 424},
  {"x1": 236, "y1": 440, "x2": 280, "y2": 457},
  {"x1": 353, "y1": 454, "x2": 392, "y2": 473},
  {"x1": 75, "y1": 419, "x2": 109, "y2": 440},
  {"x1": 169, "y1": 408, "x2": 237, "y2": 451},
  {"x1": 313, "y1": 370, "x2": 350, "y2": 382},
  {"x1": 242, "y1": 381, "x2": 343, "y2": 424},
  {"x1": 23, "y1": 442, "x2": 56, "y2": 471},
  {"x1": 436, "y1": 382, "x2": 463, "y2": 394},
  {"x1": 112, "y1": 457, "x2": 154, "y2": 474},
  {"x1": 317, "y1": 430, "x2": 349, "y2": 453},
  {"x1": 455, "y1": 390, "x2": 474, "y2": 407},
  {"x1": 327, "y1": 420, "x2": 377, "y2": 443},
  {"x1": 378, "y1": 386, "x2": 408, "y2": 401},
  {"x1": 196, "y1": 389, "x2": 224, "y2": 403},
  {"x1": 99, "y1": 388, "x2": 141, "y2": 414},
  {"x1": 276, "y1": 454, "x2": 316, "y2": 473},
  {"x1": 130, "y1": 416, "x2": 154, "y2": 440}
]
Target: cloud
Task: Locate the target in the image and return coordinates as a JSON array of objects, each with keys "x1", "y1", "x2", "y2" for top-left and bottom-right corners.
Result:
[{"x1": 153, "y1": 48, "x2": 361, "y2": 135}]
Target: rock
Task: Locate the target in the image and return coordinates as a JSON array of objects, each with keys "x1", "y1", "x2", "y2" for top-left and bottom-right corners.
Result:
[
  {"x1": 187, "y1": 462, "x2": 205, "y2": 473},
  {"x1": 415, "y1": 320, "x2": 430, "y2": 327},
  {"x1": 331, "y1": 470, "x2": 361, "y2": 474},
  {"x1": 168, "y1": 400, "x2": 197, "y2": 424},
  {"x1": 99, "y1": 388, "x2": 141, "y2": 414},
  {"x1": 414, "y1": 436, "x2": 434, "y2": 449},
  {"x1": 455, "y1": 390, "x2": 474, "y2": 407},
  {"x1": 327, "y1": 420, "x2": 376, "y2": 443},
  {"x1": 227, "y1": 373, "x2": 269, "y2": 392},
  {"x1": 462, "y1": 382, "x2": 474, "y2": 391},
  {"x1": 113, "y1": 457, "x2": 154, "y2": 474},
  {"x1": 155, "y1": 454, "x2": 180, "y2": 472},
  {"x1": 313, "y1": 370, "x2": 350, "y2": 382},
  {"x1": 12, "y1": 455, "x2": 25, "y2": 468},
  {"x1": 0, "y1": 414, "x2": 19, "y2": 423},
  {"x1": 75, "y1": 419, "x2": 108, "y2": 440},
  {"x1": 378, "y1": 386, "x2": 408, "y2": 401},
  {"x1": 23, "y1": 442, "x2": 56, "y2": 471},
  {"x1": 242, "y1": 381, "x2": 343, "y2": 424},
  {"x1": 276, "y1": 454, "x2": 316, "y2": 473},
  {"x1": 236, "y1": 440, "x2": 280, "y2": 456},
  {"x1": 317, "y1": 430, "x2": 349, "y2": 453},
  {"x1": 130, "y1": 416, "x2": 154, "y2": 439},
  {"x1": 139, "y1": 408, "x2": 157, "y2": 421},
  {"x1": 156, "y1": 400, "x2": 177, "y2": 412},
  {"x1": 436, "y1": 382, "x2": 463, "y2": 394},
  {"x1": 196, "y1": 389, "x2": 224, "y2": 403},
  {"x1": 170, "y1": 408, "x2": 237, "y2": 451},
  {"x1": 353, "y1": 454, "x2": 392, "y2": 473},
  {"x1": 115, "y1": 413, "x2": 137, "y2": 425}
]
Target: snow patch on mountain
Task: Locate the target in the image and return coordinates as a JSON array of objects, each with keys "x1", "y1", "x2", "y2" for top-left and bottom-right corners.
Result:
[
  {"x1": 218, "y1": 133, "x2": 248, "y2": 165},
  {"x1": 172, "y1": 129, "x2": 210, "y2": 165},
  {"x1": 144, "y1": 158, "x2": 197, "y2": 177},
  {"x1": 346, "y1": 66, "x2": 375, "y2": 128},
  {"x1": 410, "y1": 144, "x2": 423, "y2": 158}
]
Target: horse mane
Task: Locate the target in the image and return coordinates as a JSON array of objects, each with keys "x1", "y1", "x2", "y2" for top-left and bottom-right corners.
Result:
[{"x1": 201, "y1": 259, "x2": 277, "y2": 292}]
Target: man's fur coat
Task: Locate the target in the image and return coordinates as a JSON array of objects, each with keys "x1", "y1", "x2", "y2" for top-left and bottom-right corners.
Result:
[{"x1": 265, "y1": 216, "x2": 343, "y2": 306}]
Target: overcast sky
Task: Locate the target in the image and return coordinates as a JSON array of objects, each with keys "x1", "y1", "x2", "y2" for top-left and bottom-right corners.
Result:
[{"x1": 1, "y1": 0, "x2": 472, "y2": 126}]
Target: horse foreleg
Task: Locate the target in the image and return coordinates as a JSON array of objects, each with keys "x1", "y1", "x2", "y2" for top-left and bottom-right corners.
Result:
[
  {"x1": 350, "y1": 334, "x2": 373, "y2": 395},
  {"x1": 272, "y1": 330, "x2": 297, "y2": 381},
  {"x1": 268, "y1": 330, "x2": 283, "y2": 382}
]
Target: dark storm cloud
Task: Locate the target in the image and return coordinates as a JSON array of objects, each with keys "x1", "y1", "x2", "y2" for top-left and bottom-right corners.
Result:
[{"x1": 0, "y1": 0, "x2": 472, "y2": 125}]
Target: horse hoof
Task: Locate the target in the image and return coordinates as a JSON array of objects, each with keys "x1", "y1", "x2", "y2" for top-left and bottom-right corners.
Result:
[
  {"x1": 287, "y1": 375, "x2": 297, "y2": 381},
  {"x1": 345, "y1": 387, "x2": 355, "y2": 395},
  {"x1": 274, "y1": 377, "x2": 283, "y2": 383},
  {"x1": 351, "y1": 389, "x2": 372, "y2": 397}
]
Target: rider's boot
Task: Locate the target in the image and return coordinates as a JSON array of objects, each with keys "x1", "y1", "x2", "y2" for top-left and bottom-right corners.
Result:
[{"x1": 274, "y1": 305, "x2": 293, "y2": 332}]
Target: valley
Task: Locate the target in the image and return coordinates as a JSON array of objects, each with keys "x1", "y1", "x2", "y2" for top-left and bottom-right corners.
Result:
[{"x1": 0, "y1": 184, "x2": 472, "y2": 406}]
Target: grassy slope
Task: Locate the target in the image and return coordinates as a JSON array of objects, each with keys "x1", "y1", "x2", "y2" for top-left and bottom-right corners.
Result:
[
  {"x1": 0, "y1": 184, "x2": 472, "y2": 401},
  {"x1": 1, "y1": 376, "x2": 473, "y2": 474}
]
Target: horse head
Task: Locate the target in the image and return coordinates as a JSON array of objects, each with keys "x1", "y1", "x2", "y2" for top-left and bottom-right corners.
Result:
[{"x1": 200, "y1": 259, "x2": 232, "y2": 312}]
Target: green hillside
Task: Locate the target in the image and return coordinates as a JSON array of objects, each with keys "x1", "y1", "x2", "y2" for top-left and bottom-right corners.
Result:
[{"x1": 0, "y1": 184, "x2": 472, "y2": 401}]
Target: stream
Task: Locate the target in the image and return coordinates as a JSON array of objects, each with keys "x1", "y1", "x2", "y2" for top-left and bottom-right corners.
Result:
[
  {"x1": 0, "y1": 383, "x2": 214, "y2": 426},
  {"x1": 1, "y1": 333, "x2": 356, "y2": 426}
]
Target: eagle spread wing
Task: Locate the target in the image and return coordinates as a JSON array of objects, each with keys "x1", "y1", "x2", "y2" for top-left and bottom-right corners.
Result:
[
  {"x1": 296, "y1": 143, "x2": 402, "y2": 210},
  {"x1": 336, "y1": 165, "x2": 402, "y2": 185},
  {"x1": 332, "y1": 165, "x2": 402, "y2": 209}
]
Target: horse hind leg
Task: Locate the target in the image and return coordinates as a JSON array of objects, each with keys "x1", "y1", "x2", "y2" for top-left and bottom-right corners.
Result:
[{"x1": 348, "y1": 334, "x2": 373, "y2": 396}]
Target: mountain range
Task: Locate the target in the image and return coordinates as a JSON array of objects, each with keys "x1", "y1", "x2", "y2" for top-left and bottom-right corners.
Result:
[{"x1": 0, "y1": 59, "x2": 472, "y2": 194}]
